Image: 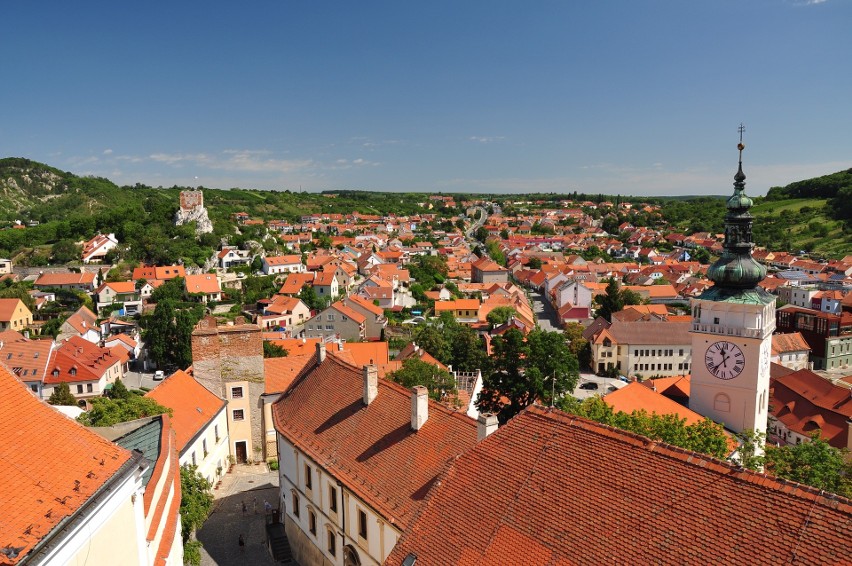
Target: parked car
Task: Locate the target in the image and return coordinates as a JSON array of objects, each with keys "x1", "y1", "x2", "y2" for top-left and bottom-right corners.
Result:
[
  {"x1": 578, "y1": 382, "x2": 599, "y2": 390},
  {"x1": 153, "y1": 370, "x2": 165, "y2": 381}
]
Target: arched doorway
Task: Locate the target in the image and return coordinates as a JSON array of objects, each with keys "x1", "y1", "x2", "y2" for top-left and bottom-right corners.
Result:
[{"x1": 343, "y1": 545, "x2": 361, "y2": 566}]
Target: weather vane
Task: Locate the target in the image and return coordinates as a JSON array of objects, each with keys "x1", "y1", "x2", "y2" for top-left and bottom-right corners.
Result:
[{"x1": 738, "y1": 123, "x2": 746, "y2": 153}]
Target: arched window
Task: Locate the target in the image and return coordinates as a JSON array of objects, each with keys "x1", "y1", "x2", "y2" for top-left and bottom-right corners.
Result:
[
  {"x1": 343, "y1": 545, "x2": 362, "y2": 566},
  {"x1": 714, "y1": 393, "x2": 730, "y2": 413}
]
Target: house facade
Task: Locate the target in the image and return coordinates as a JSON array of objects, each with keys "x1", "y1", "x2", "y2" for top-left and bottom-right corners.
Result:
[
  {"x1": 0, "y1": 298, "x2": 32, "y2": 331},
  {"x1": 272, "y1": 352, "x2": 477, "y2": 566}
]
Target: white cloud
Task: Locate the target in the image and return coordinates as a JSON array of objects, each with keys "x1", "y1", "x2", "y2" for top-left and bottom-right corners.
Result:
[
  {"x1": 147, "y1": 150, "x2": 312, "y2": 174},
  {"x1": 103, "y1": 149, "x2": 113, "y2": 155},
  {"x1": 469, "y1": 136, "x2": 506, "y2": 143}
]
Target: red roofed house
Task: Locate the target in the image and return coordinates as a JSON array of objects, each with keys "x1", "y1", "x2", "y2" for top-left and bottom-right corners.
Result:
[
  {"x1": 0, "y1": 298, "x2": 32, "y2": 332},
  {"x1": 131, "y1": 264, "x2": 186, "y2": 282},
  {"x1": 58, "y1": 306, "x2": 100, "y2": 343},
  {"x1": 771, "y1": 332, "x2": 811, "y2": 371},
  {"x1": 304, "y1": 301, "x2": 366, "y2": 342},
  {"x1": 94, "y1": 281, "x2": 143, "y2": 315},
  {"x1": 272, "y1": 348, "x2": 478, "y2": 566},
  {"x1": 184, "y1": 274, "x2": 222, "y2": 303},
  {"x1": 471, "y1": 256, "x2": 508, "y2": 283},
  {"x1": 386, "y1": 404, "x2": 852, "y2": 565},
  {"x1": 434, "y1": 299, "x2": 480, "y2": 324},
  {"x1": 81, "y1": 232, "x2": 118, "y2": 264},
  {"x1": 312, "y1": 270, "x2": 339, "y2": 301},
  {"x1": 342, "y1": 294, "x2": 387, "y2": 341},
  {"x1": 33, "y1": 271, "x2": 96, "y2": 292},
  {"x1": 44, "y1": 335, "x2": 125, "y2": 402},
  {"x1": 0, "y1": 365, "x2": 151, "y2": 565},
  {"x1": 262, "y1": 254, "x2": 305, "y2": 276},
  {"x1": 217, "y1": 247, "x2": 252, "y2": 269},
  {"x1": 146, "y1": 370, "x2": 229, "y2": 486},
  {"x1": 0, "y1": 332, "x2": 54, "y2": 398},
  {"x1": 769, "y1": 368, "x2": 852, "y2": 449},
  {"x1": 260, "y1": 296, "x2": 311, "y2": 332}
]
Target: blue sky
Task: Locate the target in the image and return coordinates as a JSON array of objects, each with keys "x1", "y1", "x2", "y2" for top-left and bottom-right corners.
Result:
[{"x1": 3, "y1": 1, "x2": 850, "y2": 196}]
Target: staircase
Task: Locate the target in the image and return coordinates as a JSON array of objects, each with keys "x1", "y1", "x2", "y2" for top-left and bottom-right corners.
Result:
[{"x1": 266, "y1": 521, "x2": 294, "y2": 563}]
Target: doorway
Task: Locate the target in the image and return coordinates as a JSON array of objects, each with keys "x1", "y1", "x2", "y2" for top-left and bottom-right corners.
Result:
[{"x1": 235, "y1": 441, "x2": 248, "y2": 464}]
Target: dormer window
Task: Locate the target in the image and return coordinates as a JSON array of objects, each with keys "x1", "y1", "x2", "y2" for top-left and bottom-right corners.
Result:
[{"x1": 70, "y1": 367, "x2": 77, "y2": 376}]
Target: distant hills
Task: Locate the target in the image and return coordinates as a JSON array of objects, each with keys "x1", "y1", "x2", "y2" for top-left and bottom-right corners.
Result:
[{"x1": 0, "y1": 157, "x2": 849, "y2": 260}]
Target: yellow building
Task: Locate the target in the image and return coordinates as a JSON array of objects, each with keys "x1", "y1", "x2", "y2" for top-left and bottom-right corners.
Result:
[{"x1": 0, "y1": 298, "x2": 32, "y2": 332}]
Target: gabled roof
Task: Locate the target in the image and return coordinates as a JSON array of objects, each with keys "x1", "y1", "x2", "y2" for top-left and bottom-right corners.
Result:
[
  {"x1": 0, "y1": 338, "x2": 53, "y2": 383},
  {"x1": 94, "y1": 281, "x2": 136, "y2": 295},
  {"x1": 184, "y1": 274, "x2": 221, "y2": 294},
  {"x1": 0, "y1": 298, "x2": 28, "y2": 322},
  {"x1": 771, "y1": 369, "x2": 852, "y2": 449},
  {"x1": 344, "y1": 294, "x2": 384, "y2": 317},
  {"x1": 0, "y1": 366, "x2": 133, "y2": 563},
  {"x1": 34, "y1": 272, "x2": 95, "y2": 287},
  {"x1": 387, "y1": 405, "x2": 852, "y2": 565},
  {"x1": 264, "y1": 353, "x2": 316, "y2": 395},
  {"x1": 46, "y1": 336, "x2": 121, "y2": 384},
  {"x1": 272, "y1": 356, "x2": 477, "y2": 530},
  {"x1": 264, "y1": 254, "x2": 302, "y2": 266},
  {"x1": 278, "y1": 272, "x2": 315, "y2": 295},
  {"x1": 62, "y1": 306, "x2": 98, "y2": 336},
  {"x1": 771, "y1": 332, "x2": 811, "y2": 355},
  {"x1": 607, "y1": 381, "x2": 705, "y2": 426},
  {"x1": 145, "y1": 370, "x2": 226, "y2": 453}
]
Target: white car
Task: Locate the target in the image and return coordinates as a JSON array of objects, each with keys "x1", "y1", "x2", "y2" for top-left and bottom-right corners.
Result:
[{"x1": 153, "y1": 370, "x2": 165, "y2": 381}]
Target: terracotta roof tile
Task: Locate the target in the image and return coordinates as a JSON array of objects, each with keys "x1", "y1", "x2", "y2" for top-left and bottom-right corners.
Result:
[
  {"x1": 272, "y1": 356, "x2": 477, "y2": 529},
  {"x1": 145, "y1": 370, "x2": 226, "y2": 453},
  {"x1": 387, "y1": 405, "x2": 852, "y2": 565},
  {"x1": 0, "y1": 366, "x2": 131, "y2": 563},
  {"x1": 264, "y1": 354, "x2": 315, "y2": 394}
]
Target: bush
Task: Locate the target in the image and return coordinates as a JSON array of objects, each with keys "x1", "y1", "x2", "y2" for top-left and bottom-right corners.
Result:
[{"x1": 268, "y1": 459, "x2": 279, "y2": 471}]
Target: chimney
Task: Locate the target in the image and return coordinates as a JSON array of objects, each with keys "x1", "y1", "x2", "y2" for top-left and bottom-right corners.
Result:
[
  {"x1": 363, "y1": 364, "x2": 378, "y2": 405},
  {"x1": 316, "y1": 341, "x2": 326, "y2": 364},
  {"x1": 477, "y1": 413, "x2": 499, "y2": 441},
  {"x1": 411, "y1": 386, "x2": 428, "y2": 431}
]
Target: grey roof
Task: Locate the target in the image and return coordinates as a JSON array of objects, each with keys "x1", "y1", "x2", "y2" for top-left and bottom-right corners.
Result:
[
  {"x1": 606, "y1": 320, "x2": 692, "y2": 346},
  {"x1": 91, "y1": 416, "x2": 163, "y2": 487}
]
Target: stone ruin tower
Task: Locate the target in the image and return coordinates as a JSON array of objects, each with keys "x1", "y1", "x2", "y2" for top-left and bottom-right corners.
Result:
[{"x1": 175, "y1": 189, "x2": 214, "y2": 234}]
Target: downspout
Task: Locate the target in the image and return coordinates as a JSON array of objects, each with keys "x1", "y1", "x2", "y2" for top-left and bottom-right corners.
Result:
[{"x1": 337, "y1": 479, "x2": 347, "y2": 557}]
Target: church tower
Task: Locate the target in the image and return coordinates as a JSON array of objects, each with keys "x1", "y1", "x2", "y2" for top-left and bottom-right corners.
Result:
[{"x1": 689, "y1": 127, "x2": 775, "y2": 444}]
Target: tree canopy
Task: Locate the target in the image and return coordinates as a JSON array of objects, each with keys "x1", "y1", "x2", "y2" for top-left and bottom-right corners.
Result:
[
  {"x1": 47, "y1": 382, "x2": 78, "y2": 406},
  {"x1": 387, "y1": 358, "x2": 456, "y2": 401},
  {"x1": 180, "y1": 464, "x2": 213, "y2": 543},
  {"x1": 476, "y1": 328, "x2": 579, "y2": 424},
  {"x1": 77, "y1": 395, "x2": 172, "y2": 427},
  {"x1": 594, "y1": 277, "x2": 643, "y2": 322}
]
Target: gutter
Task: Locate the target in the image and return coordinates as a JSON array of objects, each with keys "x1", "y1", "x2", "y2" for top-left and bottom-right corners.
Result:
[{"x1": 19, "y1": 450, "x2": 147, "y2": 565}]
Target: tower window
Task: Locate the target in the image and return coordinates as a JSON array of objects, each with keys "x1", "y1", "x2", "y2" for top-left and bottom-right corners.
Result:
[{"x1": 714, "y1": 393, "x2": 731, "y2": 413}]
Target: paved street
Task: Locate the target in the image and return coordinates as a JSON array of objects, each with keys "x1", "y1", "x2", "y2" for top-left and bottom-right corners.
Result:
[
  {"x1": 197, "y1": 464, "x2": 287, "y2": 566},
  {"x1": 529, "y1": 289, "x2": 561, "y2": 332}
]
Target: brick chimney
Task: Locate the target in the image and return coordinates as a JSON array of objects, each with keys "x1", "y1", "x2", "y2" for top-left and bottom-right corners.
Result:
[
  {"x1": 316, "y1": 341, "x2": 326, "y2": 364},
  {"x1": 411, "y1": 386, "x2": 428, "y2": 431},
  {"x1": 477, "y1": 413, "x2": 499, "y2": 441},
  {"x1": 363, "y1": 364, "x2": 378, "y2": 406}
]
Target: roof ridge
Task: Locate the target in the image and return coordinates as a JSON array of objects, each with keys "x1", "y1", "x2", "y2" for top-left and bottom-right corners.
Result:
[{"x1": 527, "y1": 405, "x2": 852, "y2": 513}]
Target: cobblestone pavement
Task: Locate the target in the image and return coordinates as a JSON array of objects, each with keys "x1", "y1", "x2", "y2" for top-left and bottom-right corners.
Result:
[{"x1": 197, "y1": 464, "x2": 288, "y2": 566}]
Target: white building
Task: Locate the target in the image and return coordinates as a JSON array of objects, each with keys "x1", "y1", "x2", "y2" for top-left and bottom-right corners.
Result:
[{"x1": 272, "y1": 348, "x2": 478, "y2": 565}]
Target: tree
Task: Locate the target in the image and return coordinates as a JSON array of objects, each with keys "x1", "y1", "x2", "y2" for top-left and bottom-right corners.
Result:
[
  {"x1": 763, "y1": 433, "x2": 852, "y2": 497},
  {"x1": 527, "y1": 257, "x2": 542, "y2": 270},
  {"x1": 51, "y1": 239, "x2": 81, "y2": 264},
  {"x1": 48, "y1": 382, "x2": 78, "y2": 406},
  {"x1": 563, "y1": 323, "x2": 591, "y2": 369},
  {"x1": 77, "y1": 395, "x2": 171, "y2": 427},
  {"x1": 474, "y1": 226, "x2": 489, "y2": 243},
  {"x1": 180, "y1": 464, "x2": 213, "y2": 544},
  {"x1": 525, "y1": 329, "x2": 580, "y2": 406},
  {"x1": 594, "y1": 277, "x2": 642, "y2": 322},
  {"x1": 263, "y1": 341, "x2": 288, "y2": 358},
  {"x1": 106, "y1": 377, "x2": 130, "y2": 400},
  {"x1": 150, "y1": 277, "x2": 185, "y2": 303},
  {"x1": 298, "y1": 285, "x2": 323, "y2": 312},
  {"x1": 387, "y1": 358, "x2": 456, "y2": 401},
  {"x1": 486, "y1": 306, "x2": 516, "y2": 328},
  {"x1": 476, "y1": 328, "x2": 530, "y2": 423},
  {"x1": 562, "y1": 397, "x2": 729, "y2": 459}
]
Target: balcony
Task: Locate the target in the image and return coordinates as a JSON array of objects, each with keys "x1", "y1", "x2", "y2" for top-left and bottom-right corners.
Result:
[{"x1": 691, "y1": 323, "x2": 771, "y2": 339}]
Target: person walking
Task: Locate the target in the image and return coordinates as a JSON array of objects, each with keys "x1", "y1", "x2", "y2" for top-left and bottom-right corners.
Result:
[
  {"x1": 238, "y1": 534, "x2": 245, "y2": 552},
  {"x1": 241, "y1": 501, "x2": 247, "y2": 515}
]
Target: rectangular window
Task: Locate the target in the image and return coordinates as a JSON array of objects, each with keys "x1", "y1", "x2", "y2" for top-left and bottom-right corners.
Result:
[
  {"x1": 358, "y1": 509, "x2": 368, "y2": 539},
  {"x1": 215, "y1": 425, "x2": 220, "y2": 442},
  {"x1": 328, "y1": 530, "x2": 336, "y2": 556},
  {"x1": 233, "y1": 409, "x2": 245, "y2": 421},
  {"x1": 203, "y1": 439, "x2": 208, "y2": 456},
  {"x1": 192, "y1": 452, "x2": 197, "y2": 466},
  {"x1": 86, "y1": 384, "x2": 93, "y2": 393},
  {"x1": 231, "y1": 386, "x2": 243, "y2": 399},
  {"x1": 305, "y1": 464, "x2": 312, "y2": 490},
  {"x1": 329, "y1": 486, "x2": 338, "y2": 513},
  {"x1": 309, "y1": 509, "x2": 317, "y2": 536},
  {"x1": 77, "y1": 384, "x2": 83, "y2": 394},
  {"x1": 292, "y1": 492, "x2": 300, "y2": 518},
  {"x1": 679, "y1": 349, "x2": 684, "y2": 356}
]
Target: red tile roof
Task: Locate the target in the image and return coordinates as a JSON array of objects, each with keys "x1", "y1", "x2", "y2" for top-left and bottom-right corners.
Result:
[
  {"x1": 184, "y1": 274, "x2": 221, "y2": 295},
  {"x1": 0, "y1": 366, "x2": 132, "y2": 563},
  {"x1": 771, "y1": 369, "x2": 852, "y2": 449},
  {"x1": 272, "y1": 355, "x2": 477, "y2": 529},
  {"x1": 46, "y1": 336, "x2": 122, "y2": 384},
  {"x1": 264, "y1": 354, "x2": 315, "y2": 394},
  {"x1": 33, "y1": 272, "x2": 96, "y2": 287},
  {"x1": 387, "y1": 405, "x2": 852, "y2": 565},
  {"x1": 145, "y1": 370, "x2": 226, "y2": 453}
]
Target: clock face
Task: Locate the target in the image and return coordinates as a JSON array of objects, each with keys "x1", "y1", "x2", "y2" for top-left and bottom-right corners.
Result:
[{"x1": 705, "y1": 341, "x2": 745, "y2": 380}]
